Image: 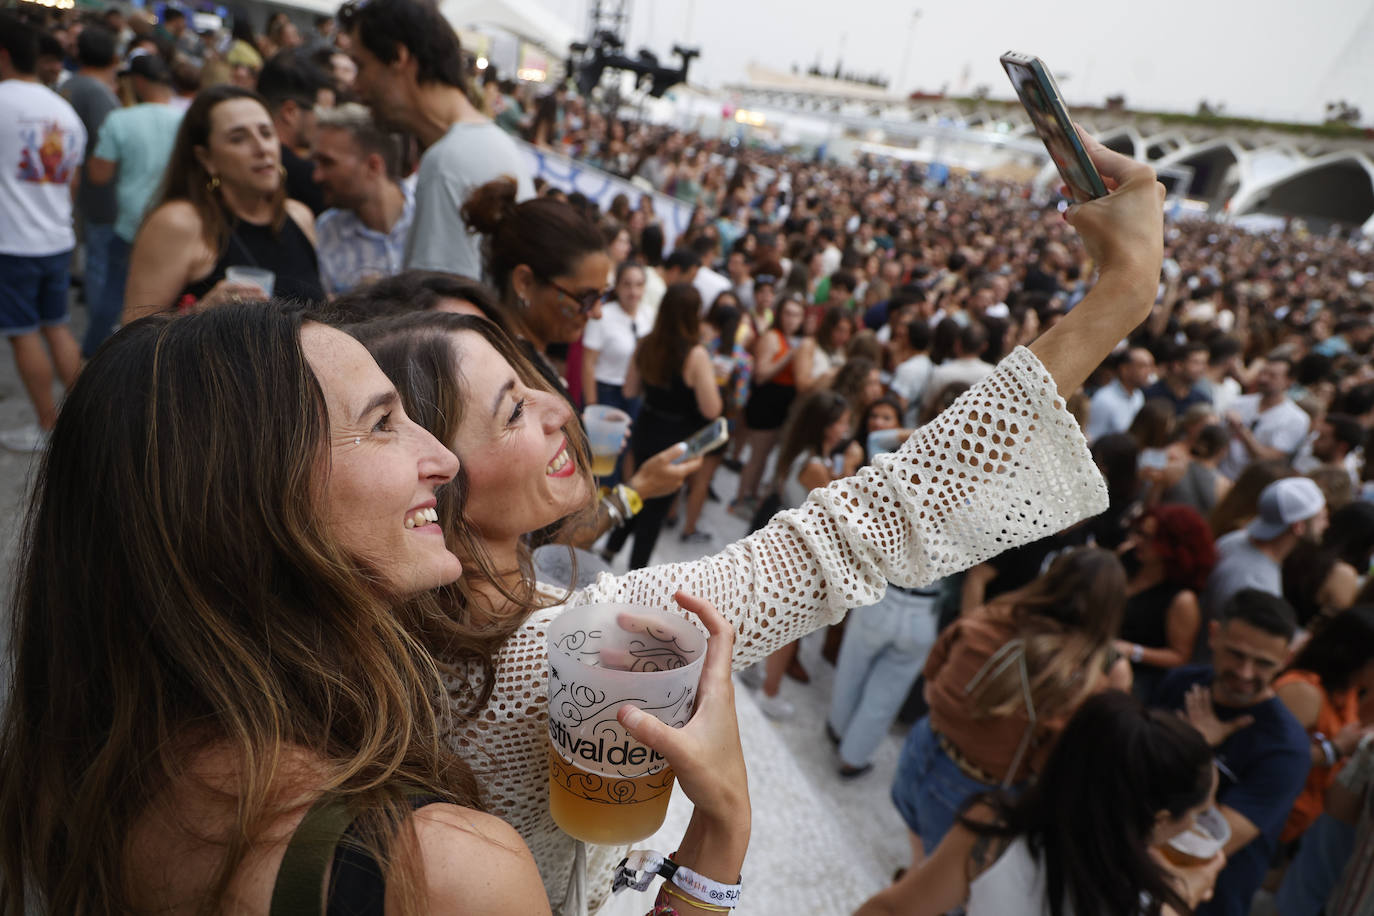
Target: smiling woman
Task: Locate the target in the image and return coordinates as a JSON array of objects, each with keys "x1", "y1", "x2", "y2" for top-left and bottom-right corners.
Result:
[
  {"x1": 0, "y1": 301, "x2": 750, "y2": 916},
  {"x1": 122, "y1": 85, "x2": 324, "y2": 320}
]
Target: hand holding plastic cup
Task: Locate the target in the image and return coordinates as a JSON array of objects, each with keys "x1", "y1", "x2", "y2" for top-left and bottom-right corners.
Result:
[
  {"x1": 583, "y1": 405, "x2": 632, "y2": 477},
  {"x1": 546, "y1": 602, "x2": 707, "y2": 845},
  {"x1": 224, "y1": 266, "x2": 276, "y2": 299}
]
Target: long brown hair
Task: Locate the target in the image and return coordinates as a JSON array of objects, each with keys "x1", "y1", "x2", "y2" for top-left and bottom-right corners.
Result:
[
  {"x1": 635, "y1": 282, "x2": 702, "y2": 387},
  {"x1": 971, "y1": 547, "x2": 1127, "y2": 722},
  {"x1": 0, "y1": 303, "x2": 481, "y2": 914},
  {"x1": 150, "y1": 84, "x2": 288, "y2": 254},
  {"x1": 350, "y1": 311, "x2": 594, "y2": 685}
]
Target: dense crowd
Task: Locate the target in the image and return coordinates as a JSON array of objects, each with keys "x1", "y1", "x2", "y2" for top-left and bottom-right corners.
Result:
[{"x1": 2, "y1": 1, "x2": 1374, "y2": 915}]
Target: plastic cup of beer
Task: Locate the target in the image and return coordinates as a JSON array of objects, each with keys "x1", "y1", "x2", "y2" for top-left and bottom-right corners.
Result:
[
  {"x1": 1161, "y1": 807, "x2": 1231, "y2": 866},
  {"x1": 224, "y1": 266, "x2": 275, "y2": 298},
  {"x1": 582, "y1": 405, "x2": 631, "y2": 478},
  {"x1": 546, "y1": 602, "x2": 707, "y2": 845}
]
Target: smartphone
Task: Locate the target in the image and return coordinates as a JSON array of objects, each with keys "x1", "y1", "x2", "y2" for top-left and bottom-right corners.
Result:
[
  {"x1": 1139, "y1": 448, "x2": 1169, "y2": 471},
  {"x1": 999, "y1": 52, "x2": 1109, "y2": 203},
  {"x1": 674, "y1": 418, "x2": 729, "y2": 464}
]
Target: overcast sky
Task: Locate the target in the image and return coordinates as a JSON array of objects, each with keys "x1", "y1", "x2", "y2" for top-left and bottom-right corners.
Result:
[{"x1": 538, "y1": 0, "x2": 1374, "y2": 124}]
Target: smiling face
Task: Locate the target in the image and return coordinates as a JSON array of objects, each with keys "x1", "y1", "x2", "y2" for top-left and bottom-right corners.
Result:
[
  {"x1": 196, "y1": 97, "x2": 281, "y2": 197},
  {"x1": 301, "y1": 324, "x2": 462, "y2": 595},
  {"x1": 445, "y1": 330, "x2": 590, "y2": 543},
  {"x1": 1208, "y1": 618, "x2": 1289, "y2": 707}
]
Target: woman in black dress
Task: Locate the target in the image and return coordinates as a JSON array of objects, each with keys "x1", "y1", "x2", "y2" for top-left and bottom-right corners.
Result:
[
  {"x1": 1116, "y1": 504, "x2": 1217, "y2": 699},
  {"x1": 125, "y1": 86, "x2": 323, "y2": 318}
]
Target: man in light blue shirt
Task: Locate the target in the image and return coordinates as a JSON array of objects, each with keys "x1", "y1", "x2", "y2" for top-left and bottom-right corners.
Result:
[
  {"x1": 311, "y1": 104, "x2": 413, "y2": 296},
  {"x1": 1085, "y1": 346, "x2": 1154, "y2": 443},
  {"x1": 87, "y1": 53, "x2": 181, "y2": 351}
]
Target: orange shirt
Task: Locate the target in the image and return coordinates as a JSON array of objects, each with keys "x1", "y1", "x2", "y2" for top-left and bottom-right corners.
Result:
[{"x1": 1277, "y1": 669, "x2": 1360, "y2": 843}]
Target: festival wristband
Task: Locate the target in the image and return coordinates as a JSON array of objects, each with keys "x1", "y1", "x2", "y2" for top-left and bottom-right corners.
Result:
[{"x1": 613, "y1": 850, "x2": 742, "y2": 909}]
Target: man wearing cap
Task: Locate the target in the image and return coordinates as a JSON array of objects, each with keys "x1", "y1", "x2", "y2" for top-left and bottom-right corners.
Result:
[
  {"x1": 1205, "y1": 477, "x2": 1327, "y2": 621},
  {"x1": 1150, "y1": 589, "x2": 1310, "y2": 916},
  {"x1": 86, "y1": 53, "x2": 182, "y2": 353}
]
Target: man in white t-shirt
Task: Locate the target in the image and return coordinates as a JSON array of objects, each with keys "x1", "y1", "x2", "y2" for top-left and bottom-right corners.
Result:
[
  {"x1": 923, "y1": 322, "x2": 995, "y2": 413},
  {"x1": 1220, "y1": 357, "x2": 1311, "y2": 480},
  {"x1": 1085, "y1": 347, "x2": 1154, "y2": 443},
  {"x1": 342, "y1": 0, "x2": 532, "y2": 281},
  {"x1": 0, "y1": 15, "x2": 85, "y2": 452},
  {"x1": 889, "y1": 319, "x2": 934, "y2": 426}
]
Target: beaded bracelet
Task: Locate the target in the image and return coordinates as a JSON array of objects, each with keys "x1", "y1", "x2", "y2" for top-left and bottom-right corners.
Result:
[{"x1": 649, "y1": 906, "x2": 679, "y2": 916}]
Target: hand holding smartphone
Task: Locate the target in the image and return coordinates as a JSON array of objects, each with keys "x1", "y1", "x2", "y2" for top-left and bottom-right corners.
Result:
[
  {"x1": 1000, "y1": 52, "x2": 1108, "y2": 203},
  {"x1": 673, "y1": 418, "x2": 729, "y2": 464}
]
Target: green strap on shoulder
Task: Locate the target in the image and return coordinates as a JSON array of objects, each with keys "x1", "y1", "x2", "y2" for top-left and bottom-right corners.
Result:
[{"x1": 269, "y1": 795, "x2": 356, "y2": 916}]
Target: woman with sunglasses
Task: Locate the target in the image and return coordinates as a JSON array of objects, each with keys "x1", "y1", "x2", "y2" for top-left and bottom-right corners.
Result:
[{"x1": 462, "y1": 177, "x2": 614, "y2": 394}]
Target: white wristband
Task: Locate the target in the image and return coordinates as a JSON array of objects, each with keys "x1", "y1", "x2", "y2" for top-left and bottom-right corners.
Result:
[{"x1": 612, "y1": 849, "x2": 742, "y2": 908}]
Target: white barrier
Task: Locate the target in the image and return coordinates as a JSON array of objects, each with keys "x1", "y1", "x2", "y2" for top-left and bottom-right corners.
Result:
[{"x1": 514, "y1": 140, "x2": 696, "y2": 249}]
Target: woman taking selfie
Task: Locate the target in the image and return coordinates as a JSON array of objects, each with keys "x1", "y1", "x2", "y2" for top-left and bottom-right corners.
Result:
[
  {"x1": 0, "y1": 303, "x2": 748, "y2": 916},
  {"x1": 355, "y1": 134, "x2": 1171, "y2": 913},
  {"x1": 124, "y1": 86, "x2": 323, "y2": 319}
]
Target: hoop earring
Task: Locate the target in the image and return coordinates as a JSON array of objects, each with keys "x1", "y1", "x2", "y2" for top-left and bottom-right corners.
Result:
[{"x1": 206, "y1": 174, "x2": 220, "y2": 192}]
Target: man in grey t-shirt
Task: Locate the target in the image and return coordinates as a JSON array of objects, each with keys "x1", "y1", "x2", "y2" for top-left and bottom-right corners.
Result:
[
  {"x1": 1205, "y1": 477, "x2": 1327, "y2": 621},
  {"x1": 342, "y1": 0, "x2": 533, "y2": 281},
  {"x1": 59, "y1": 25, "x2": 119, "y2": 332}
]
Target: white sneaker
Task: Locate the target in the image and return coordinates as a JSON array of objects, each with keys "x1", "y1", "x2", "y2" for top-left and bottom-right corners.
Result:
[
  {"x1": 737, "y1": 663, "x2": 765, "y2": 689},
  {"x1": 0, "y1": 425, "x2": 49, "y2": 453},
  {"x1": 756, "y1": 692, "x2": 795, "y2": 721}
]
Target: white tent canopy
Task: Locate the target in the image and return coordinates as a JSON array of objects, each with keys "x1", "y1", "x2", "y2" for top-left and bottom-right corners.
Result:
[{"x1": 437, "y1": 0, "x2": 577, "y2": 57}]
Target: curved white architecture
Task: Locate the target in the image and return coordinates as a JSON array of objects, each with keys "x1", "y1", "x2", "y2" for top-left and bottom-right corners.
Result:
[{"x1": 1229, "y1": 151, "x2": 1374, "y2": 234}]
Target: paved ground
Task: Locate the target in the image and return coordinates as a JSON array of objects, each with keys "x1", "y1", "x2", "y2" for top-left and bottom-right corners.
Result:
[{"x1": 0, "y1": 303, "x2": 913, "y2": 913}]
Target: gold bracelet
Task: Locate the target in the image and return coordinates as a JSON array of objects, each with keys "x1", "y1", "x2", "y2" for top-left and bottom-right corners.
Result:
[{"x1": 658, "y1": 883, "x2": 730, "y2": 913}]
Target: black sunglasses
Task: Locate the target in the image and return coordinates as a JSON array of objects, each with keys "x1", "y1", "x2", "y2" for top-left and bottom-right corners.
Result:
[{"x1": 547, "y1": 278, "x2": 610, "y2": 316}]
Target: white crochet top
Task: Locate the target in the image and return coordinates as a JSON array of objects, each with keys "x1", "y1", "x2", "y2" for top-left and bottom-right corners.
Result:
[{"x1": 441, "y1": 347, "x2": 1107, "y2": 913}]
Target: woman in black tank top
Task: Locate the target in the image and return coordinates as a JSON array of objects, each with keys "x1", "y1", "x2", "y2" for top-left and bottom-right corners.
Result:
[{"x1": 124, "y1": 85, "x2": 323, "y2": 321}]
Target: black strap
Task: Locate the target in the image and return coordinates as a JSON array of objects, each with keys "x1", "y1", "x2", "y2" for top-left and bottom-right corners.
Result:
[
  {"x1": 270, "y1": 796, "x2": 356, "y2": 916},
  {"x1": 270, "y1": 791, "x2": 444, "y2": 916}
]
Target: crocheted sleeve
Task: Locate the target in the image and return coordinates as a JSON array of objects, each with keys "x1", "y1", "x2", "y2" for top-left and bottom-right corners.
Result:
[{"x1": 574, "y1": 346, "x2": 1107, "y2": 667}]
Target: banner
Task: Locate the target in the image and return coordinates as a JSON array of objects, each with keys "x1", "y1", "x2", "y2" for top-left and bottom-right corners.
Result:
[{"x1": 514, "y1": 140, "x2": 694, "y2": 250}]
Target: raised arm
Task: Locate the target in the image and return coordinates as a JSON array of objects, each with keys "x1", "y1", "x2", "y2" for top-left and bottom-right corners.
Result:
[
  {"x1": 575, "y1": 133, "x2": 1163, "y2": 669},
  {"x1": 578, "y1": 346, "x2": 1109, "y2": 668}
]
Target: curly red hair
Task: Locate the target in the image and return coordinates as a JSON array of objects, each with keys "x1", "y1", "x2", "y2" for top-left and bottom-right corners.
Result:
[{"x1": 1146, "y1": 504, "x2": 1218, "y2": 592}]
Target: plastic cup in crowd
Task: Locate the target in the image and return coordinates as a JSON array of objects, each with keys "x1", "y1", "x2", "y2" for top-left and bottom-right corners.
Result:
[
  {"x1": 582, "y1": 405, "x2": 632, "y2": 477},
  {"x1": 1161, "y1": 807, "x2": 1232, "y2": 867},
  {"x1": 224, "y1": 266, "x2": 276, "y2": 299}
]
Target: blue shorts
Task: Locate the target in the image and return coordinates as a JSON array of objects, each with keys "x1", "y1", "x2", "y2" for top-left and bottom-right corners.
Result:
[
  {"x1": 0, "y1": 251, "x2": 73, "y2": 336},
  {"x1": 891, "y1": 716, "x2": 1001, "y2": 853}
]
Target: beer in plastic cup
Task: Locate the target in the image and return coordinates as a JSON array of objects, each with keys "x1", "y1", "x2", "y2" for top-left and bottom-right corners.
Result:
[
  {"x1": 546, "y1": 602, "x2": 706, "y2": 845},
  {"x1": 1161, "y1": 807, "x2": 1230, "y2": 867},
  {"x1": 582, "y1": 406, "x2": 631, "y2": 478}
]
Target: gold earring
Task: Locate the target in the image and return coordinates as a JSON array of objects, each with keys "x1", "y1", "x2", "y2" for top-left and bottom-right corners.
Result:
[
  {"x1": 278, "y1": 164, "x2": 287, "y2": 179},
  {"x1": 206, "y1": 174, "x2": 220, "y2": 192}
]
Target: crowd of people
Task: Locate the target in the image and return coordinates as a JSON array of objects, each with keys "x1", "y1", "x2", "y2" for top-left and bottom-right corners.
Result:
[{"x1": 2, "y1": 0, "x2": 1374, "y2": 914}]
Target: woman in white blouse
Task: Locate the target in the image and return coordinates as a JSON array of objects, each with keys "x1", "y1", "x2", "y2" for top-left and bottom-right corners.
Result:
[{"x1": 356, "y1": 133, "x2": 1167, "y2": 914}]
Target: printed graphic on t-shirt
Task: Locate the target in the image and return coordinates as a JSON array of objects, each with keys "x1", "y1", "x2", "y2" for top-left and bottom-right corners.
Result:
[{"x1": 15, "y1": 119, "x2": 79, "y2": 184}]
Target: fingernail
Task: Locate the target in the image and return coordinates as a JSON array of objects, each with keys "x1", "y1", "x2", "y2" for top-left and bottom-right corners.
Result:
[{"x1": 621, "y1": 706, "x2": 642, "y2": 728}]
